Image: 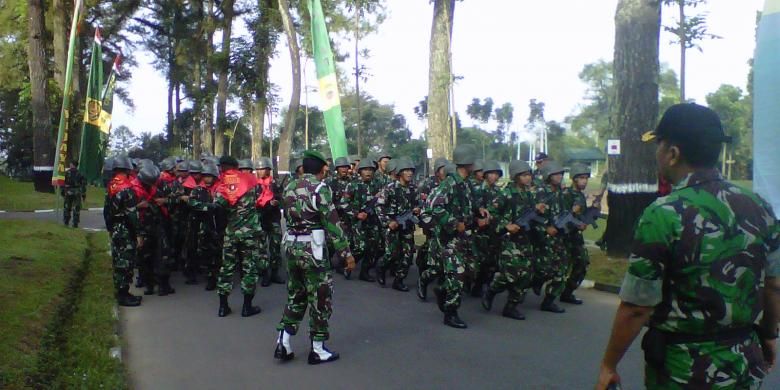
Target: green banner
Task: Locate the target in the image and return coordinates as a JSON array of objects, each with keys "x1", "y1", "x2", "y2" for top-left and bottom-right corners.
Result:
[
  {"x1": 308, "y1": 0, "x2": 348, "y2": 159},
  {"x1": 77, "y1": 29, "x2": 104, "y2": 183}
]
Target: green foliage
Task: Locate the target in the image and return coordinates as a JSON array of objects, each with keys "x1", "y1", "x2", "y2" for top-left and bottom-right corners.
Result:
[
  {"x1": 705, "y1": 84, "x2": 752, "y2": 179},
  {"x1": 662, "y1": 0, "x2": 721, "y2": 51}
]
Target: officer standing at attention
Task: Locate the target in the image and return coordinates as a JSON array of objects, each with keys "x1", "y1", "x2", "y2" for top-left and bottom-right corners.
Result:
[
  {"x1": 62, "y1": 161, "x2": 87, "y2": 228},
  {"x1": 274, "y1": 150, "x2": 355, "y2": 365},
  {"x1": 596, "y1": 103, "x2": 780, "y2": 389}
]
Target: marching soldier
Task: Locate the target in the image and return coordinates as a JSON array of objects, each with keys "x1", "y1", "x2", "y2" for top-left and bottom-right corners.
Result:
[
  {"x1": 274, "y1": 150, "x2": 356, "y2": 365},
  {"x1": 481, "y1": 161, "x2": 536, "y2": 320},
  {"x1": 170, "y1": 161, "x2": 190, "y2": 271},
  {"x1": 344, "y1": 159, "x2": 381, "y2": 282},
  {"x1": 560, "y1": 164, "x2": 591, "y2": 305},
  {"x1": 256, "y1": 157, "x2": 286, "y2": 286},
  {"x1": 533, "y1": 160, "x2": 568, "y2": 313},
  {"x1": 532, "y1": 152, "x2": 549, "y2": 187},
  {"x1": 182, "y1": 160, "x2": 203, "y2": 284},
  {"x1": 415, "y1": 157, "x2": 449, "y2": 279},
  {"x1": 471, "y1": 160, "x2": 504, "y2": 296},
  {"x1": 188, "y1": 162, "x2": 222, "y2": 291},
  {"x1": 326, "y1": 157, "x2": 353, "y2": 277},
  {"x1": 62, "y1": 161, "x2": 87, "y2": 228},
  {"x1": 377, "y1": 158, "x2": 419, "y2": 291}
]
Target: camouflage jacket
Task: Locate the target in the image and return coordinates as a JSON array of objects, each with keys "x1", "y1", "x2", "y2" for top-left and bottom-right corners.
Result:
[
  {"x1": 106, "y1": 186, "x2": 140, "y2": 237},
  {"x1": 188, "y1": 185, "x2": 217, "y2": 233},
  {"x1": 619, "y1": 169, "x2": 780, "y2": 334},
  {"x1": 378, "y1": 180, "x2": 417, "y2": 229},
  {"x1": 534, "y1": 183, "x2": 566, "y2": 230},
  {"x1": 476, "y1": 182, "x2": 503, "y2": 236},
  {"x1": 214, "y1": 185, "x2": 261, "y2": 238},
  {"x1": 373, "y1": 170, "x2": 391, "y2": 189},
  {"x1": 283, "y1": 174, "x2": 352, "y2": 260},
  {"x1": 427, "y1": 173, "x2": 475, "y2": 236},
  {"x1": 343, "y1": 178, "x2": 381, "y2": 224},
  {"x1": 562, "y1": 187, "x2": 588, "y2": 238},
  {"x1": 490, "y1": 184, "x2": 535, "y2": 242},
  {"x1": 63, "y1": 168, "x2": 87, "y2": 196},
  {"x1": 326, "y1": 175, "x2": 352, "y2": 220}
]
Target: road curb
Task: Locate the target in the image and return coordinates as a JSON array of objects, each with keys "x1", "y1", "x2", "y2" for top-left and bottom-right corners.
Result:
[
  {"x1": 88, "y1": 207, "x2": 103, "y2": 211},
  {"x1": 593, "y1": 282, "x2": 620, "y2": 294},
  {"x1": 33, "y1": 209, "x2": 55, "y2": 213}
]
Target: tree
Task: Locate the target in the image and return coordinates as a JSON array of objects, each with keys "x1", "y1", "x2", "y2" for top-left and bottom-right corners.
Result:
[
  {"x1": 108, "y1": 125, "x2": 139, "y2": 155},
  {"x1": 662, "y1": 0, "x2": 720, "y2": 102},
  {"x1": 427, "y1": 0, "x2": 456, "y2": 160},
  {"x1": 603, "y1": 0, "x2": 662, "y2": 257},
  {"x1": 465, "y1": 97, "x2": 493, "y2": 123},
  {"x1": 275, "y1": 0, "x2": 300, "y2": 172},
  {"x1": 706, "y1": 84, "x2": 751, "y2": 179},
  {"x1": 493, "y1": 101, "x2": 514, "y2": 142},
  {"x1": 27, "y1": 0, "x2": 54, "y2": 192},
  {"x1": 214, "y1": 0, "x2": 236, "y2": 156}
]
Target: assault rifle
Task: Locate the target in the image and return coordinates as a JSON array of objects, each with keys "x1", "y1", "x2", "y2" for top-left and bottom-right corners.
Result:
[
  {"x1": 395, "y1": 210, "x2": 419, "y2": 232},
  {"x1": 513, "y1": 208, "x2": 546, "y2": 231},
  {"x1": 578, "y1": 206, "x2": 603, "y2": 229},
  {"x1": 361, "y1": 197, "x2": 380, "y2": 218},
  {"x1": 553, "y1": 212, "x2": 587, "y2": 234}
]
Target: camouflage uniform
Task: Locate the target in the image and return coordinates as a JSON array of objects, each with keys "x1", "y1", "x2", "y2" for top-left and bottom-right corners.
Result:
[
  {"x1": 189, "y1": 184, "x2": 221, "y2": 285},
  {"x1": 277, "y1": 174, "x2": 353, "y2": 341},
  {"x1": 326, "y1": 173, "x2": 353, "y2": 268},
  {"x1": 377, "y1": 180, "x2": 417, "y2": 282},
  {"x1": 105, "y1": 173, "x2": 139, "y2": 293},
  {"x1": 473, "y1": 180, "x2": 503, "y2": 289},
  {"x1": 562, "y1": 186, "x2": 589, "y2": 295},
  {"x1": 343, "y1": 177, "x2": 381, "y2": 276},
  {"x1": 422, "y1": 173, "x2": 474, "y2": 312},
  {"x1": 534, "y1": 183, "x2": 568, "y2": 298},
  {"x1": 258, "y1": 177, "x2": 284, "y2": 278},
  {"x1": 619, "y1": 169, "x2": 779, "y2": 389},
  {"x1": 416, "y1": 175, "x2": 442, "y2": 274},
  {"x1": 214, "y1": 171, "x2": 267, "y2": 296},
  {"x1": 134, "y1": 179, "x2": 174, "y2": 292},
  {"x1": 62, "y1": 168, "x2": 86, "y2": 227},
  {"x1": 486, "y1": 184, "x2": 536, "y2": 305}
]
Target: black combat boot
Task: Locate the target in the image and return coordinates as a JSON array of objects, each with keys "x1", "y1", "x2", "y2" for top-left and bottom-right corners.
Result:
[
  {"x1": 135, "y1": 274, "x2": 146, "y2": 288},
  {"x1": 218, "y1": 294, "x2": 232, "y2": 317},
  {"x1": 560, "y1": 289, "x2": 583, "y2": 305},
  {"x1": 144, "y1": 278, "x2": 156, "y2": 295},
  {"x1": 540, "y1": 295, "x2": 565, "y2": 313},
  {"x1": 392, "y1": 278, "x2": 409, "y2": 292},
  {"x1": 443, "y1": 311, "x2": 467, "y2": 329},
  {"x1": 358, "y1": 262, "x2": 375, "y2": 283},
  {"x1": 205, "y1": 275, "x2": 217, "y2": 291},
  {"x1": 261, "y1": 269, "x2": 272, "y2": 287},
  {"x1": 241, "y1": 294, "x2": 262, "y2": 317},
  {"x1": 185, "y1": 271, "x2": 198, "y2": 285},
  {"x1": 482, "y1": 289, "x2": 497, "y2": 311},
  {"x1": 117, "y1": 287, "x2": 142, "y2": 307},
  {"x1": 274, "y1": 330, "x2": 295, "y2": 361},
  {"x1": 158, "y1": 276, "x2": 176, "y2": 296},
  {"x1": 308, "y1": 339, "x2": 339, "y2": 365},
  {"x1": 417, "y1": 276, "x2": 429, "y2": 301},
  {"x1": 470, "y1": 282, "x2": 484, "y2": 298},
  {"x1": 344, "y1": 268, "x2": 352, "y2": 280},
  {"x1": 376, "y1": 266, "x2": 387, "y2": 286},
  {"x1": 270, "y1": 268, "x2": 285, "y2": 284},
  {"x1": 531, "y1": 278, "x2": 543, "y2": 296},
  {"x1": 502, "y1": 302, "x2": 526, "y2": 320},
  {"x1": 433, "y1": 286, "x2": 446, "y2": 313}
]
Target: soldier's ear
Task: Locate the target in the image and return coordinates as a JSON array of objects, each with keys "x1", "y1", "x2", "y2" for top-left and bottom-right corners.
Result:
[{"x1": 667, "y1": 144, "x2": 682, "y2": 167}]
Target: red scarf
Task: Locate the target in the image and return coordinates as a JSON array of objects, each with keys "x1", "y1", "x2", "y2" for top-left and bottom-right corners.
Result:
[
  {"x1": 131, "y1": 178, "x2": 169, "y2": 218},
  {"x1": 256, "y1": 176, "x2": 274, "y2": 207},
  {"x1": 215, "y1": 169, "x2": 257, "y2": 206},
  {"x1": 183, "y1": 175, "x2": 198, "y2": 190},
  {"x1": 108, "y1": 173, "x2": 133, "y2": 197},
  {"x1": 159, "y1": 170, "x2": 177, "y2": 184}
]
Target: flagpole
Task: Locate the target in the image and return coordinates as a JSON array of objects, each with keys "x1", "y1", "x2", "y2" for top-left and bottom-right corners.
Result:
[{"x1": 52, "y1": 0, "x2": 84, "y2": 187}]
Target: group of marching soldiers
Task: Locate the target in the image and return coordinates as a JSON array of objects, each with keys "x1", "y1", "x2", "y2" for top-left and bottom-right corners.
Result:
[{"x1": 100, "y1": 144, "x2": 599, "y2": 363}]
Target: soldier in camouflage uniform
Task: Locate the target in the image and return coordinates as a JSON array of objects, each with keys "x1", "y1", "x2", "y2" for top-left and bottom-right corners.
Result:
[
  {"x1": 170, "y1": 161, "x2": 190, "y2": 270},
  {"x1": 532, "y1": 152, "x2": 549, "y2": 187},
  {"x1": 482, "y1": 161, "x2": 536, "y2": 320},
  {"x1": 597, "y1": 103, "x2": 780, "y2": 389},
  {"x1": 326, "y1": 157, "x2": 353, "y2": 277},
  {"x1": 255, "y1": 158, "x2": 285, "y2": 287},
  {"x1": 420, "y1": 145, "x2": 488, "y2": 329},
  {"x1": 188, "y1": 162, "x2": 222, "y2": 291},
  {"x1": 560, "y1": 164, "x2": 590, "y2": 305},
  {"x1": 377, "y1": 158, "x2": 419, "y2": 291},
  {"x1": 274, "y1": 150, "x2": 356, "y2": 365},
  {"x1": 211, "y1": 156, "x2": 266, "y2": 318},
  {"x1": 62, "y1": 161, "x2": 87, "y2": 228},
  {"x1": 343, "y1": 159, "x2": 381, "y2": 282},
  {"x1": 532, "y1": 160, "x2": 568, "y2": 313},
  {"x1": 104, "y1": 156, "x2": 143, "y2": 307},
  {"x1": 471, "y1": 160, "x2": 504, "y2": 297},
  {"x1": 415, "y1": 157, "x2": 449, "y2": 279},
  {"x1": 182, "y1": 160, "x2": 203, "y2": 284}
]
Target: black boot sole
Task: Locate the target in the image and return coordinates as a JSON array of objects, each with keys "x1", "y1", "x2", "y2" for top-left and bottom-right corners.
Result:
[
  {"x1": 218, "y1": 307, "x2": 232, "y2": 317},
  {"x1": 274, "y1": 345, "x2": 295, "y2": 361},
  {"x1": 241, "y1": 306, "x2": 262, "y2": 317},
  {"x1": 308, "y1": 352, "x2": 340, "y2": 365}
]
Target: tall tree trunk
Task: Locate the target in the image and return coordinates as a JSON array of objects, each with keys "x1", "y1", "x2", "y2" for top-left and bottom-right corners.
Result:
[
  {"x1": 167, "y1": 74, "x2": 175, "y2": 145},
  {"x1": 202, "y1": 0, "x2": 216, "y2": 154},
  {"x1": 251, "y1": 0, "x2": 278, "y2": 161},
  {"x1": 192, "y1": 60, "x2": 202, "y2": 157},
  {"x1": 678, "y1": 0, "x2": 686, "y2": 102},
  {"x1": 354, "y1": 5, "x2": 363, "y2": 156},
  {"x1": 51, "y1": 0, "x2": 68, "y2": 90},
  {"x1": 276, "y1": 0, "x2": 300, "y2": 172},
  {"x1": 28, "y1": 0, "x2": 54, "y2": 192},
  {"x1": 214, "y1": 0, "x2": 235, "y2": 156},
  {"x1": 251, "y1": 100, "x2": 265, "y2": 161},
  {"x1": 603, "y1": 0, "x2": 662, "y2": 257},
  {"x1": 427, "y1": 0, "x2": 455, "y2": 160}
]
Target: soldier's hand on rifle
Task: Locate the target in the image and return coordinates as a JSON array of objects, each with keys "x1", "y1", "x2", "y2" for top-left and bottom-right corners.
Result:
[
  {"x1": 357, "y1": 212, "x2": 368, "y2": 221},
  {"x1": 137, "y1": 201, "x2": 149, "y2": 209},
  {"x1": 546, "y1": 225, "x2": 558, "y2": 237},
  {"x1": 137, "y1": 237, "x2": 144, "y2": 248},
  {"x1": 345, "y1": 256, "x2": 357, "y2": 272},
  {"x1": 456, "y1": 222, "x2": 466, "y2": 233},
  {"x1": 506, "y1": 223, "x2": 521, "y2": 234},
  {"x1": 413, "y1": 207, "x2": 421, "y2": 215},
  {"x1": 388, "y1": 221, "x2": 399, "y2": 231},
  {"x1": 154, "y1": 197, "x2": 167, "y2": 206},
  {"x1": 536, "y1": 203, "x2": 547, "y2": 213}
]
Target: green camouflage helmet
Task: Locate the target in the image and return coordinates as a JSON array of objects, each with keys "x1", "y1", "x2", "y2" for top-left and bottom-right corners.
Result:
[
  {"x1": 357, "y1": 158, "x2": 376, "y2": 171},
  {"x1": 482, "y1": 160, "x2": 503, "y2": 177},
  {"x1": 395, "y1": 158, "x2": 416, "y2": 173},
  {"x1": 290, "y1": 159, "x2": 303, "y2": 171},
  {"x1": 102, "y1": 157, "x2": 115, "y2": 173},
  {"x1": 160, "y1": 157, "x2": 176, "y2": 171},
  {"x1": 508, "y1": 160, "x2": 532, "y2": 178},
  {"x1": 387, "y1": 159, "x2": 397, "y2": 173},
  {"x1": 570, "y1": 163, "x2": 591, "y2": 178},
  {"x1": 378, "y1": 152, "x2": 392, "y2": 160},
  {"x1": 113, "y1": 156, "x2": 133, "y2": 170},
  {"x1": 138, "y1": 165, "x2": 160, "y2": 186},
  {"x1": 131, "y1": 158, "x2": 141, "y2": 168},
  {"x1": 453, "y1": 144, "x2": 477, "y2": 165},
  {"x1": 433, "y1": 157, "x2": 449, "y2": 173},
  {"x1": 201, "y1": 162, "x2": 219, "y2": 177},
  {"x1": 256, "y1": 157, "x2": 273, "y2": 170},
  {"x1": 443, "y1": 163, "x2": 458, "y2": 176},
  {"x1": 334, "y1": 156, "x2": 350, "y2": 168},
  {"x1": 473, "y1": 159, "x2": 484, "y2": 172},
  {"x1": 189, "y1": 160, "x2": 203, "y2": 173},
  {"x1": 176, "y1": 160, "x2": 189, "y2": 172},
  {"x1": 238, "y1": 159, "x2": 254, "y2": 170},
  {"x1": 541, "y1": 160, "x2": 565, "y2": 178}
]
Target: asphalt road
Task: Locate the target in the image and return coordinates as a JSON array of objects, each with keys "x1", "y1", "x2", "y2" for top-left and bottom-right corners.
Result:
[{"x1": 3, "y1": 209, "x2": 779, "y2": 389}]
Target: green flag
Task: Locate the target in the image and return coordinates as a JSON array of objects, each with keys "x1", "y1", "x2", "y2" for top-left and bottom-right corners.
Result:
[
  {"x1": 77, "y1": 28, "x2": 104, "y2": 183},
  {"x1": 308, "y1": 0, "x2": 348, "y2": 159}
]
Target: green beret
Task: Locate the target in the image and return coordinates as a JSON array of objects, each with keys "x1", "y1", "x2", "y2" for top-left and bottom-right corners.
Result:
[{"x1": 303, "y1": 150, "x2": 328, "y2": 165}]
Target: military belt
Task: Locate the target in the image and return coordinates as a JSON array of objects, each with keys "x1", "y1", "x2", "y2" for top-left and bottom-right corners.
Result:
[{"x1": 285, "y1": 233, "x2": 312, "y2": 242}]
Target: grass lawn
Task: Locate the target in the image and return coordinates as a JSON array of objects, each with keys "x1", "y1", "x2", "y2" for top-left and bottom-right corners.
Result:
[
  {"x1": 0, "y1": 221, "x2": 125, "y2": 389},
  {"x1": 0, "y1": 176, "x2": 105, "y2": 211},
  {"x1": 585, "y1": 248, "x2": 629, "y2": 287}
]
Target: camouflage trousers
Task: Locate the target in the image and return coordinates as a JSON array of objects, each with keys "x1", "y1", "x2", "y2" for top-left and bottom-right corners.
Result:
[
  {"x1": 423, "y1": 232, "x2": 468, "y2": 312},
  {"x1": 378, "y1": 229, "x2": 415, "y2": 280},
  {"x1": 277, "y1": 240, "x2": 334, "y2": 341},
  {"x1": 195, "y1": 224, "x2": 222, "y2": 279},
  {"x1": 420, "y1": 232, "x2": 443, "y2": 283},
  {"x1": 217, "y1": 232, "x2": 268, "y2": 296},
  {"x1": 352, "y1": 220, "x2": 380, "y2": 271},
  {"x1": 564, "y1": 240, "x2": 589, "y2": 293},
  {"x1": 473, "y1": 230, "x2": 500, "y2": 283},
  {"x1": 488, "y1": 239, "x2": 535, "y2": 305},
  {"x1": 535, "y1": 233, "x2": 569, "y2": 298},
  {"x1": 138, "y1": 228, "x2": 173, "y2": 286},
  {"x1": 171, "y1": 210, "x2": 188, "y2": 268},
  {"x1": 109, "y1": 224, "x2": 135, "y2": 292},
  {"x1": 645, "y1": 335, "x2": 767, "y2": 389},
  {"x1": 63, "y1": 194, "x2": 82, "y2": 226},
  {"x1": 263, "y1": 221, "x2": 283, "y2": 271}
]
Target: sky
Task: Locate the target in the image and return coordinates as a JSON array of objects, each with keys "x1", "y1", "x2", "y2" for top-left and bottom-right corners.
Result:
[{"x1": 111, "y1": 0, "x2": 764, "y2": 142}]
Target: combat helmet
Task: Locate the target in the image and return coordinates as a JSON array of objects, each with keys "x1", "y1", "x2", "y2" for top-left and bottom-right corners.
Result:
[
  {"x1": 256, "y1": 157, "x2": 274, "y2": 170},
  {"x1": 482, "y1": 160, "x2": 503, "y2": 177},
  {"x1": 238, "y1": 159, "x2": 254, "y2": 170},
  {"x1": 443, "y1": 163, "x2": 457, "y2": 177},
  {"x1": 189, "y1": 160, "x2": 203, "y2": 174},
  {"x1": 473, "y1": 159, "x2": 484, "y2": 172},
  {"x1": 113, "y1": 156, "x2": 134, "y2": 171},
  {"x1": 433, "y1": 157, "x2": 449, "y2": 174},
  {"x1": 508, "y1": 160, "x2": 532, "y2": 178},
  {"x1": 395, "y1": 158, "x2": 416, "y2": 173},
  {"x1": 138, "y1": 165, "x2": 160, "y2": 186},
  {"x1": 334, "y1": 157, "x2": 350, "y2": 169},
  {"x1": 570, "y1": 164, "x2": 591, "y2": 178},
  {"x1": 357, "y1": 158, "x2": 376, "y2": 171},
  {"x1": 201, "y1": 163, "x2": 219, "y2": 177},
  {"x1": 453, "y1": 144, "x2": 477, "y2": 165},
  {"x1": 160, "y1": 157, "x2": 176, "y2": 171},
  {"x1": 540, "y1": 160, "x2": 565, "y2": 178}
]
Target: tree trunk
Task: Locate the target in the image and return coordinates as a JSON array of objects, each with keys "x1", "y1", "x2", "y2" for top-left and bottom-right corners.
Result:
[
  {"x1": 214, "y1": 0, "x2": 235, "y2": 156},
  {"x1": 202, "y1": 0, "x2": 216, "y2": 154},
  {"x1": 192, "y1": 60, "x2": 202, "y2": 157},
  {"x1": 427, "y1": 0, "x2": 455, "y2": 160},
  {"x1": 251, "y1": 0, "x2": 277, "y2": 161},
  {"x1": 678, "y1": 0, "x2": 686, "y2": 102},
  {"x1": 251, "y1": 100, "x2": 265, "y2": 161},
  {"x1": 276, "y1": 0, "x2": 300, "y2": 172},
  {"x1": 354, "y1": 6, "x2": 363, "y2": 156},
  {"x1": 51, "y1": 0, "x2": 68, "y2": 91},
  {"x1": 167, "y1": 74, "x2": 175, "y2": 146},
  {"x1": 603, "y1": 0, "x2": 661, "y2": 257},
  {"x1": 28, "y1": 0, "x2": 54, "y2": 192}
]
